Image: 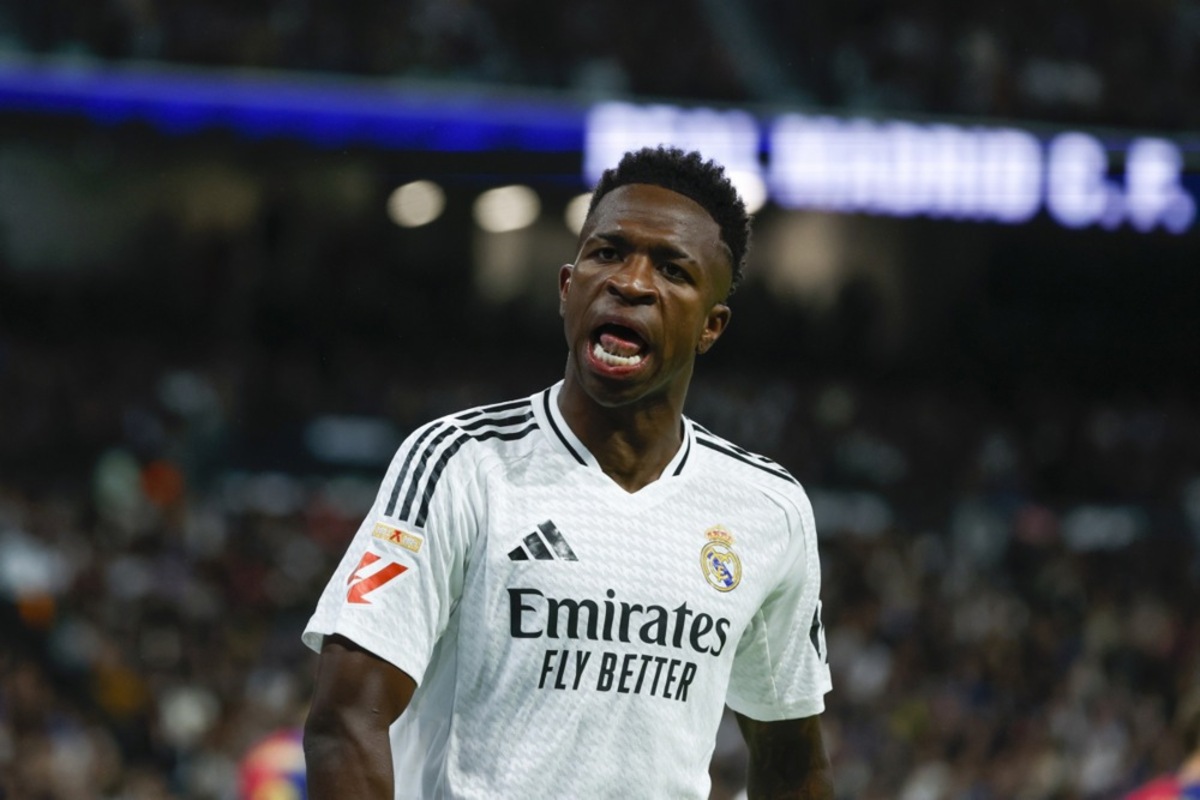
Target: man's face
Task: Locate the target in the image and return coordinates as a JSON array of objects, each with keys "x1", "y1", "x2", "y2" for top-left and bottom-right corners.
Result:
[{"x1": 559, "y1": 183, "x2": 733, "y2": 408}]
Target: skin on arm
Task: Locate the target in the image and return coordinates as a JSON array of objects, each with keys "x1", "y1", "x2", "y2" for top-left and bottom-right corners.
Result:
[
  {"x1": 304, "y1": 634, "x2": 417, "y2": 800},
  {"x1": 736, "y1": 713, "x2": 834, "y2": 800}
]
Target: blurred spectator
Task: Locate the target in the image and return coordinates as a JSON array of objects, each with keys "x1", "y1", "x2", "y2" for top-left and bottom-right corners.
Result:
[
  {"x1": 238, "y1": 727, "x2": 306, "y2": 800},
  {"x1": 1125, "y1": 690, "x2": 1200, "y2": 799}
]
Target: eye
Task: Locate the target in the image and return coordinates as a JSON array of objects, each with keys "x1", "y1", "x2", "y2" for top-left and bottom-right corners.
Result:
[
  {"x1": 593, "y1": 246, "x2": 621, "y2": 262},
  {"x1": 659, "y1": 262, "x2": 692, "y2": 283}
]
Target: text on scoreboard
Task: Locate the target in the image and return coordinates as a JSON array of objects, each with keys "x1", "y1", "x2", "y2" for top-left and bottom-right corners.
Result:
[{"x1": 585, "y1": 102, "x2": 1197, "y2": 234}]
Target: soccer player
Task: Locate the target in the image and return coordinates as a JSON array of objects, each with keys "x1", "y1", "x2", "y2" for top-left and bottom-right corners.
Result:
[{"x1": 301, "y1": 147, "x2": 833, "y2": 799}]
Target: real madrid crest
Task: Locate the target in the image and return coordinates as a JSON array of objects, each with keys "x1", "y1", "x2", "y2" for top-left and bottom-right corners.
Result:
[{"x1": 700, "y1": 525, "x2": 741, "y2": 592}]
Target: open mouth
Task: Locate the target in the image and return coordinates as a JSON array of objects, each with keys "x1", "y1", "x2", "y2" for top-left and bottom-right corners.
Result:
[{"x1": 591, "y1": 323, "x2": 647, "y2": 368}]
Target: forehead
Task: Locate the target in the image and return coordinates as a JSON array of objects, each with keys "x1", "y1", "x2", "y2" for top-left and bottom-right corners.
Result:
[{"x1": 583, "y1": 184, "x2": 727, "y2": 263}]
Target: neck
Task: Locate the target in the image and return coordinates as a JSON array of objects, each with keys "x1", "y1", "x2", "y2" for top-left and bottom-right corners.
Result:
[{"x1": 557, "y1": 378, "x2": 686, "y2": 493}]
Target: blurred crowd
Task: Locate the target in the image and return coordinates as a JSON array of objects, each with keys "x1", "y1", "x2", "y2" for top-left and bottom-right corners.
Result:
[
  {"x1": 744, "y1": 0, "x2": 1200, "y2": 130},
  {"x1": 3, "y1": 0, "x2": 1199, "y2": 129},
  {"x1": 1, "y1": 326, "x2": 1198, "y2": 799}
]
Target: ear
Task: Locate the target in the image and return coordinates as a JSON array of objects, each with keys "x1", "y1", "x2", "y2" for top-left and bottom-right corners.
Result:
[
  {"x1": 697, "y1": 303, "x2": 731, "y2": 354},
  {"x1": 558, "y1": 263, "x2": 574, "y2": 317}
]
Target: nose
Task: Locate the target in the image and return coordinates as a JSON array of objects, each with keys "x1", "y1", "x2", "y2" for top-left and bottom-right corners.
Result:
[{"x1": 606, "y1": 254, "x2": 656, "y2": 304}]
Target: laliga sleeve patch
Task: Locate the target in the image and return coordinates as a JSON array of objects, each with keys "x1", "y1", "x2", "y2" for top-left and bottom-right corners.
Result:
[
  {"x1": 346, "y1": 551, "x2": 408, "y2": 605},
  {"x1": 371, "y1": 521, "x2": 424, "y2": 553}
]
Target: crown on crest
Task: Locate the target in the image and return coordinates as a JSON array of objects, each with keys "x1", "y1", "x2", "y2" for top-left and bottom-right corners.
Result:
[{"x1": 705, "y1": 525, "x2": 734, "y2": 545}]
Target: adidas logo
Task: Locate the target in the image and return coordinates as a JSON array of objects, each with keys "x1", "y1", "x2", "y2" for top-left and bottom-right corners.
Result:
[{"x1": 508, "y1": 520, "x2": 578, "y2": 561}]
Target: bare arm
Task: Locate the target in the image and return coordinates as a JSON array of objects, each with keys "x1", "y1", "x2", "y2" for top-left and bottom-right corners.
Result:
[
  {"x1": 736, "y1": 713, "x2": 833, "y2": 800},
  {"x1": 304, "y1": 634, "x2": 417, "y2": 800}
]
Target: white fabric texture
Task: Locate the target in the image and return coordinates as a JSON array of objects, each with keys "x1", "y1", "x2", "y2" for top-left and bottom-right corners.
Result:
[{"x1": 303, "y1": 382, "x2": 831, "y2": 799}]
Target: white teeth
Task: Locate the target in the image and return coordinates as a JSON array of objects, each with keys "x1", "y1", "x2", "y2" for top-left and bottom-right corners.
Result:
[{"x1": 593, "y1": 341, "x2": 643, "y2": 367}]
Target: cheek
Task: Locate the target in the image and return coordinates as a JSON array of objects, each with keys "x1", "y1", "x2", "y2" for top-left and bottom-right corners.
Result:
[
  {"x1": 664, "y1": 305, "x2": 708, "y2": 353},
  {"x1": 562, "y1": 293, "x2": 587, "y2": 334}
]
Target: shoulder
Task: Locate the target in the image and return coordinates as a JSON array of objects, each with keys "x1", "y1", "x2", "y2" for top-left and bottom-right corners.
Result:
[
  {"x1": 689, "y1": 421, "x2": 817, "y2": 537},
  {"x1": 404, "y1": 395, "x2": 540, "y2": 459},
  {"x1": 382, "y1": 395, "x2": 540, "y2": 523},
  {"x1": 690, "y1": 422, "x2": 807, "y2": 499}
]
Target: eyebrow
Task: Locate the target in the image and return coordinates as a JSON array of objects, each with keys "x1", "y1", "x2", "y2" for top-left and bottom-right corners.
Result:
[{"x1": 588, "y1": 231, "x2": 695, "y2": 263}]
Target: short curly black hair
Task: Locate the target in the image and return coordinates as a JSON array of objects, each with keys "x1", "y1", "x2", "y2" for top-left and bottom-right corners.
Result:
[{"x1": 586, "y1": 146, "x2": 751, "y2": 296}]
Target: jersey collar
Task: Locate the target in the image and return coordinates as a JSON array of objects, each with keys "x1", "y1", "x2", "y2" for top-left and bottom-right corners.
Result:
[{"x1": 534, "y1": 381, "x2": 695, "y2": 480}]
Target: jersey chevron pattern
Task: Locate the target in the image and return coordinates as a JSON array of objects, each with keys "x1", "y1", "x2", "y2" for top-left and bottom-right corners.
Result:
[{"x1": 303, "y1": 382, "x2": 831, "y2": 799}]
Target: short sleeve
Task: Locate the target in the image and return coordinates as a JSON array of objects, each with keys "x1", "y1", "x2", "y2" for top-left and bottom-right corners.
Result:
[
  {"x1": 725, "y1": 487, "x2": 831, "y2": 721},
  {"x1": 302, "y1": 419, "x2": 481, "y2": 684}
]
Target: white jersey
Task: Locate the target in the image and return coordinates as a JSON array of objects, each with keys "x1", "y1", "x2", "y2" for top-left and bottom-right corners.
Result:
[{"x1": 303, "y1": 381, "x2": 831, "y2": 799}]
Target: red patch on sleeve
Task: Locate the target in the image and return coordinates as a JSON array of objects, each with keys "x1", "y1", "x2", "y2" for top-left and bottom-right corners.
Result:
[{"x1": 346, "y1": 552, "x2": 408, "y2": 604}]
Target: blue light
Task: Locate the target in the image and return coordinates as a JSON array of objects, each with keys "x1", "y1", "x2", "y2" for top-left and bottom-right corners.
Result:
[{"x1": 0, "y1": 61, "x2": 585, "y2": 153}]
